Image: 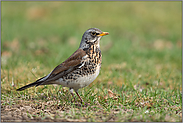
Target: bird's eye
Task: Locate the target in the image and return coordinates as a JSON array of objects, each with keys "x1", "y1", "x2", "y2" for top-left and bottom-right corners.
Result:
[{"x1": 91, "y1": 32, "x2": 96, "y2": 36}]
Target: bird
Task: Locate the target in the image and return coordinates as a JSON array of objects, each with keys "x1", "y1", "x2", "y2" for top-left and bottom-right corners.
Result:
[{"x1": 16, "y1": 28, "x2": 109, "y2": 104}]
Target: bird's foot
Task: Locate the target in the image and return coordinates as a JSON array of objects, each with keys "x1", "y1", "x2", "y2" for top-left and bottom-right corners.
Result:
[{"x1": 74, "y1": 102, "x2": 89, "y2": 107}]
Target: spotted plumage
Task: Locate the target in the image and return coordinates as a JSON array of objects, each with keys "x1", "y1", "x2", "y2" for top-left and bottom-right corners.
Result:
[{"x1": 17, "y1": 28, "x2": 109, "y2": 104}]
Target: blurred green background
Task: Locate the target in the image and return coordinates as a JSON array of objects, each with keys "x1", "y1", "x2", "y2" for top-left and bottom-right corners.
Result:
[{"x1": 1, "y1": 1, "x2": 181, "y2": 91}]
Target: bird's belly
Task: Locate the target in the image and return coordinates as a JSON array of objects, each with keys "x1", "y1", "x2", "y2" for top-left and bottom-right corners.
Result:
[
  {"x1": 75, "y1": 66, "x2": 100, "y2": 88},
  {"x1": 55, "y1": 64, "x2": 101, "y2": 90}
]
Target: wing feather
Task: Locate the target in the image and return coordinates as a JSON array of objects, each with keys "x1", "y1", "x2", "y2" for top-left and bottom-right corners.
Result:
[{"x1": 40, "y1": 48, "x2": 86, "y2": 83}]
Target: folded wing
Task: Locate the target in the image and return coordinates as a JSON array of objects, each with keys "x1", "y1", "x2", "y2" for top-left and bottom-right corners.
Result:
[{"x1": 17, "y1": 48, "x2": 86, "y2": 91}]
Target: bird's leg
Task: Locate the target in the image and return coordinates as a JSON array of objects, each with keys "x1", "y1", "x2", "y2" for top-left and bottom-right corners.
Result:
[
  {"x1": 70, "y1": 89, "x2": 86, "y2": 106},
  {"x1": 75, "y1": 91, "x2": 84, "y2": 104},
  {"x1": 69, "y1": 88, "x2": 76, "y2": 103}
]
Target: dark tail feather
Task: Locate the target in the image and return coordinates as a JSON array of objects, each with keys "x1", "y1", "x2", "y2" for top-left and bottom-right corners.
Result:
[
  {"x1": 16, "y1": 81, "x2": 42, "y2": 91},
  {"x1": 16, "y1": 75, "x2": 48, "y2": 91}
]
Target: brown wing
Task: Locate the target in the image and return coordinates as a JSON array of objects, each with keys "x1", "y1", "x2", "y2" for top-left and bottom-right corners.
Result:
[
  {"x1": 42, "y1": 48, "x2": 86, "y2": 82},
  {"x1": 16, "y1": 49, "x2": 87, "y2": 90}
]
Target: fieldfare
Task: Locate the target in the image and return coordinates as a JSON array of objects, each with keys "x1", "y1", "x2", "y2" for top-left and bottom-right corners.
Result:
[{"x1": 17, "y1": 28, "x2": 109, "y2": 104}]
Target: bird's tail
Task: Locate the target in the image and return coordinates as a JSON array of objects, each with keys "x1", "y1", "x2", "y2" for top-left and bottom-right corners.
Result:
[
  {"x1": 16, "y1": 75, "x2": 47, "y2": 91},
  {"x1": 16, "y1": 81, "x2": 42, "y2": 91}
]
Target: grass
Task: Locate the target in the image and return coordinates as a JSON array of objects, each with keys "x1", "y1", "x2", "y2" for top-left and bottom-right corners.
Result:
[{"x1": 1, "y1": 1, "x2": 182, "y2": 122}]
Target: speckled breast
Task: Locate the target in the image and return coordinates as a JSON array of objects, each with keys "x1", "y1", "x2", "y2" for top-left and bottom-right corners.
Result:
[{"x1": 59, "y1": 46, "x2": 102, "y2": 90}]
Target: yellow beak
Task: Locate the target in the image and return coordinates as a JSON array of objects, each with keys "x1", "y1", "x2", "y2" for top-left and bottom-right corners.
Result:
[{"x1": 99, "y1": 32, "x2": 109, "y2": 36}]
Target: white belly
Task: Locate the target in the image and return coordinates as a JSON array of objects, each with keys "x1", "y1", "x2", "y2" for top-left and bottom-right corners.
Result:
[{"x1": 55, "y1": 65, "x2": 101, "y2": 91}]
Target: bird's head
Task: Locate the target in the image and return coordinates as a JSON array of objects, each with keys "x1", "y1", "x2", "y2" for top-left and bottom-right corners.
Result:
[{"x1": 79, "y1": 28, "x2": 109, "y2": 49}]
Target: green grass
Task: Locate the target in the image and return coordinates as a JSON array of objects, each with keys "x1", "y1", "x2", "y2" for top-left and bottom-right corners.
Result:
[{"x1": 1, "y1": 1, "x2": 182, "y2": 122}]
